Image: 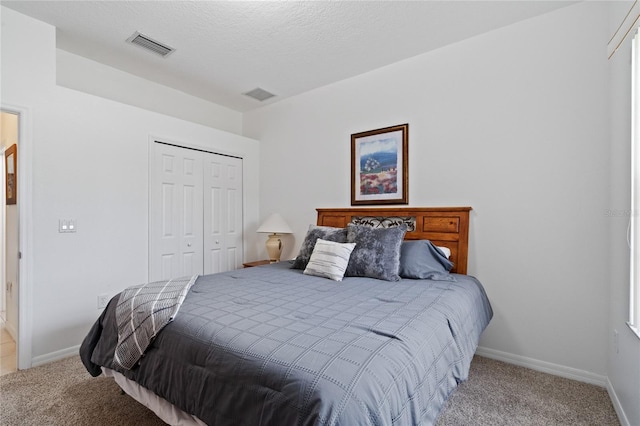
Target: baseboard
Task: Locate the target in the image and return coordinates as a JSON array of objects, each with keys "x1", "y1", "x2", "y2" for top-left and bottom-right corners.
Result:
[
  {"x1": 475, "y1": 346, "x2": 608, "y2": 387},
  {"x1": 31, "y1": 344, "x2": 80, "y2": 367},
  {"x1": 606, "y1": 377, "x2": 631, "y2": 426}
]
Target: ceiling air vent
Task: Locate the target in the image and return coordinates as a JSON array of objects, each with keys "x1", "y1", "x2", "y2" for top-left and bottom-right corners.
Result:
[
  {"x1": 126, "y1": 31, "x2": 175, "y2": 58},
  {"x1": 243, "y1": 88, "x2": 276, "y2": 102}
]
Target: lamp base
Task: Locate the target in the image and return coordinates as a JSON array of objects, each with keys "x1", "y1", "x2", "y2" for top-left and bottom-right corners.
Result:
[{"x1": 265, "y1": 233, "x2": 283, "y2": 263}]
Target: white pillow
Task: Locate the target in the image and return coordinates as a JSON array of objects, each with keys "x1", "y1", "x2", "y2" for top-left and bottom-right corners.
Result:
[
  {"x1": 437, "y1": 246, "x2": 451, "y2": 259},
  {"x1": 303, "y1": 239, "x2": 356, "y2": 281}
]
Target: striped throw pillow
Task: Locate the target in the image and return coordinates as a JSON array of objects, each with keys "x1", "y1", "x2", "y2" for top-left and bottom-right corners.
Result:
[{"x1": 303, "y1": 239, "x2": 356, "y2": 281}]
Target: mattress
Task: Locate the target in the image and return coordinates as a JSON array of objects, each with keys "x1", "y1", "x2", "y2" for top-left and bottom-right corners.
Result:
[{"x1": 81, "y1": 261, "x2": 492, "y2": 425}]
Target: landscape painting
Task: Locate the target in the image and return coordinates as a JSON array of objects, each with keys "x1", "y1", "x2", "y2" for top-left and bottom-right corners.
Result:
[
  {"x1": 351, "y1": 124, "x2": 408, "y2": 205},
  {"x1": 5, "y1": 144, "x2": 17, "y2": 205}
]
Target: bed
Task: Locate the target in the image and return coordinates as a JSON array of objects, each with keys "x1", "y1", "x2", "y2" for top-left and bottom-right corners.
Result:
[{"x1": 80, "y1": 206, "x2": 492, "y2": 426}]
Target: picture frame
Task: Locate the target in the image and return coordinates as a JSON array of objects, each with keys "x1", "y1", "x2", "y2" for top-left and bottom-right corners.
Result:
[
  {"x1": 351, "y1": 123, "x2": 408, "y2": 205},
  {"x1": 5, "y1": 144, "x2": 17, "y2": 205}
]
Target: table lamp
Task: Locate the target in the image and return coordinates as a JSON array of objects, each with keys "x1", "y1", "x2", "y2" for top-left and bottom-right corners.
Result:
[{"x1": 256, "y1": 213, "x2": 293, "y2": 263}]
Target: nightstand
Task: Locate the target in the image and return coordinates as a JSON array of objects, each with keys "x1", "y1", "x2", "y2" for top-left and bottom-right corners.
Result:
[{"x1": 242, "y1": 260, "x2": 271, "y2": 268}]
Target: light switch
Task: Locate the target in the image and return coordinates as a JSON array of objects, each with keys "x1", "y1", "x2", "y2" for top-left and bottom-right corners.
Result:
[{"x1": 59, "y1": 219, "x2": 77, "y2": 233}]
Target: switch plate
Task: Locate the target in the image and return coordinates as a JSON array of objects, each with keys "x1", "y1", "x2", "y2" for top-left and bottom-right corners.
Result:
[{"x1": 59, "y1": 219, "x2": 77, "y2": 233}]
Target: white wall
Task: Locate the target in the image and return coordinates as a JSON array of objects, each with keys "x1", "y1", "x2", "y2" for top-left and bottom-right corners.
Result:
[
  {"x1": 607, "y1": 2, "x2": 640, "y2": 426},
  {"x1": 245, "y1": 1, "x2": 611, "y2": 380},
  {"x1": 1, "y1": 7, "x2": 261, "y2": 362},
  {"x1": 56, "y1": 49, "x2": 243, "y2": 135}
]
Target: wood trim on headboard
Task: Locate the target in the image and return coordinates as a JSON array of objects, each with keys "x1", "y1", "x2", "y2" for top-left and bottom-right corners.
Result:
[{"x1": 317, "y1": 207, "x2": 472, "y2": 274}]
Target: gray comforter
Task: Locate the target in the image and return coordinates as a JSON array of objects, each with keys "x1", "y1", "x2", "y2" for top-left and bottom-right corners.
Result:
[{"x1": 80, "y1": 261, "x2": 492, "y2": 426}]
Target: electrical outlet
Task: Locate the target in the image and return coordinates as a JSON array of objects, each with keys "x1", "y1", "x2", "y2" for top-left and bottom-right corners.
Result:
[
  {"x1": 613, "y1": 329, "x2": 619, "y2": 354},
  {"x1": 97, "y1": 294, "x2": 110, "y2": 309}
]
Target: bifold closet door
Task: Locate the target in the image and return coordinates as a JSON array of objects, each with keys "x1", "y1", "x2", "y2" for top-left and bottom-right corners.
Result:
[
  {"x1": 203, "y1": 153, "x2": 243, "y2": 274},
  {"x1": 150, "y1": 142, "x2": 243, "y2": 281},
  {"x1": 150, "y1": 143, "x2": 204, "y2": 282}
]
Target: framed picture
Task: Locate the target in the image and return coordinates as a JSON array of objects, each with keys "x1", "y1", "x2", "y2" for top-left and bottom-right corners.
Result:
[
  {"x1": 5, "y1": 144, "x2": 17, "y2": 205},
  {"x1": 351, "y1": 123, "x2": 408, "y2": 205}
]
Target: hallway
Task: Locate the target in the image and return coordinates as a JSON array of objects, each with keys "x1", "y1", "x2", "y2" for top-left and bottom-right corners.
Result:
[{"x1": 0, "y1": 317, "x2": 17, "y2": 376}]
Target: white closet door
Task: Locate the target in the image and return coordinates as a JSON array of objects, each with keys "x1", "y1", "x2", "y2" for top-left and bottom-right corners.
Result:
[
  {"x1": 203, "y1": 153, "x2": 243, "y2": 274},
  {"x1": 150, "y1": 143, "x2": 204, "y2": 281}
]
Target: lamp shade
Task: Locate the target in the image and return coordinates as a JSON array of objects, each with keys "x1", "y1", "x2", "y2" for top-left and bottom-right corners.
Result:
[{"x1": 256, "y1": 213, "x2": 292, "y2": 234}]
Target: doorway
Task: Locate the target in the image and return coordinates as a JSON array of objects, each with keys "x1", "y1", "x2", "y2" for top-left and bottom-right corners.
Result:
[{"x1": 1, "y1": 110, "x2": 19, "y2": 375}]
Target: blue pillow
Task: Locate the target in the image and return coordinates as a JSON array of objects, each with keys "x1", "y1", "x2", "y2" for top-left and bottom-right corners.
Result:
[
  {"x1": 399, "y1": 240, "x2": 456, "y2": 281},
  {"x1": 345, "y1": 224, "x2": 407, "y2": 281}
]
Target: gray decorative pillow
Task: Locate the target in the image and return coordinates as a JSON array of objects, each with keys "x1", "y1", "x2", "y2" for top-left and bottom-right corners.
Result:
[
  {"x1": 345, "y1": 224, "x2": 407, "y2": 281},
  {"x1": 399, "y1": 240, "x2": 456, "y2": 281},
  {"x1": 291, "y1": 225, "x2": 348, "y2": 270}
]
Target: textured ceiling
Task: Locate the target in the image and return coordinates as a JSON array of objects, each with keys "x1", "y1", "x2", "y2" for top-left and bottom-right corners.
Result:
[{"x1": 2, "y1": 1, "x2": 575, "y2": 112}]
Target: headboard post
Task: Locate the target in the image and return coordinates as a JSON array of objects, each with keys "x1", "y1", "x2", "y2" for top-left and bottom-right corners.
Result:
[{"x1": 317, "y1": 207, "x2": 472, "y2": 274}]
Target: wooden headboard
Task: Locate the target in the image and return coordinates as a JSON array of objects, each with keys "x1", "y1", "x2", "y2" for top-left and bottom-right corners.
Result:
[{"x1": 317, "y1": 207, "x2": 472, "y2": 274}]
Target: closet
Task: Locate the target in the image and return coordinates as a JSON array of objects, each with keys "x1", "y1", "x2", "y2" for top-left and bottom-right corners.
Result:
[{"x1": 149, "y1": 142, "x2": 243, "y2": 281}]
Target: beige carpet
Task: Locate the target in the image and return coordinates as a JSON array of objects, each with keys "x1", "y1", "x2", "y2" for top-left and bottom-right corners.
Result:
[
  {"x1": 0, "y1": 355, "x2": 619, "y2": 425},
  {"x1": 436, "y1": 356, "x2": 619, "y2": 426}
]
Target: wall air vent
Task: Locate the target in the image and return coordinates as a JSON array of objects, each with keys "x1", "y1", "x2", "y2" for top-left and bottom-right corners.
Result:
[
  {"x1": 243, "y1": 88, "x2": 276, "y2": 102},
  {"x1": 126, "y1": 31, "x2": 175, "y2": 58}
]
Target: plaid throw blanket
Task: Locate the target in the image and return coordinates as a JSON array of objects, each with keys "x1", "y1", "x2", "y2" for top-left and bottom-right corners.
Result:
[{"x1": 113, "y1": 275, "x2": 198, "y2": 370}]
